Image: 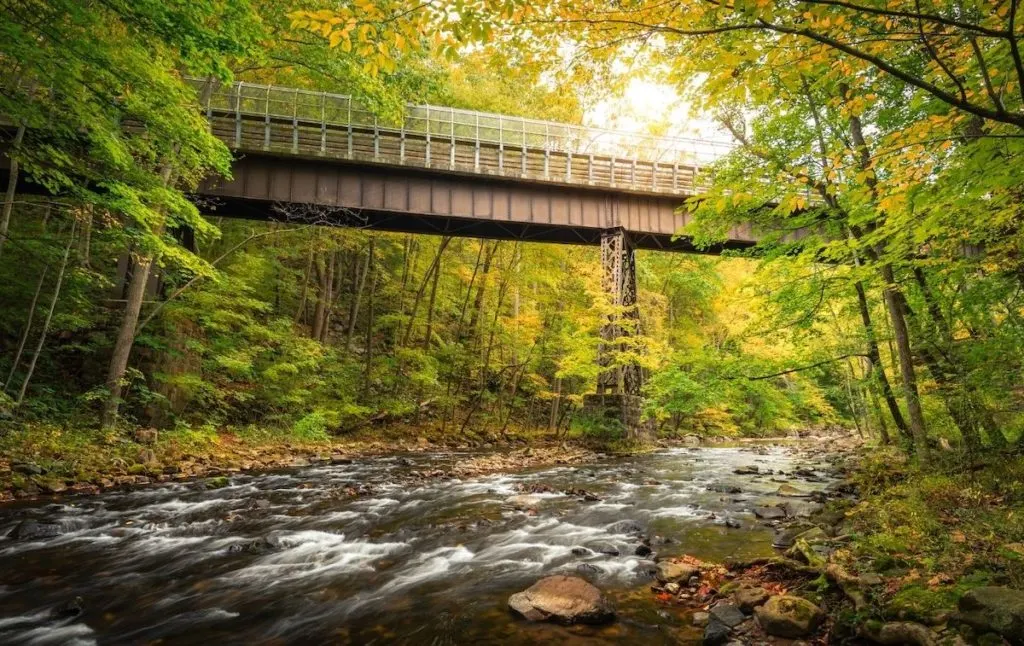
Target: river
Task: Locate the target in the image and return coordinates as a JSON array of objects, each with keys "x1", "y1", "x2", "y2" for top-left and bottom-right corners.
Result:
[{"x1": 0, "y1": 444, "x2": 838, "y2": 645}]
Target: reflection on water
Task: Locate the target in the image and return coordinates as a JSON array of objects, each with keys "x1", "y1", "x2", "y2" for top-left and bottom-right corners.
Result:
[{"x1": 0, "y1": 446, "x2": 835, "y2": 644}]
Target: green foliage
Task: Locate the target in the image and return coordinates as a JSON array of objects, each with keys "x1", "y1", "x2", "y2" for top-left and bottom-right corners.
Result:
[{"x1": 293, "y1": 411, "x2": 330, "y2": 442}]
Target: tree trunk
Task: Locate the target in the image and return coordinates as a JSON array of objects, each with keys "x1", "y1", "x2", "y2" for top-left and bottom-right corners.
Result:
[
  {"x1": 854, "y1": 280, "x2": 909, "y2": 440},
  {"x1": 294, "y1": 245, "x2": 314, "y2": 324},
  {"x1": 878, "y1": 262, "x2": 930, "y2": 462},
  {"x1": 18, "y1": 221, "x2": 75, "y2": 405},
  {"x1": 467, "y1": 241, "x2": 498, "y2": 341},
  {"x1": 101, "y1": 252, "x2": 153, "y2": 428},
  {"x1": 362, "y1": 237, "x2": 376, "y2": 399},
  {"x1": 79, "y1": 205, "x2": 93, "y2": 268},
  {"x1": 319, "y1": 250, "x2": 336, "y2": 343},
  {"x1": 423, "y1": 238, "x2": 448, "y2": 348},
  {"x1": 345, "y1": 240, "x2": 372, "y2": 352},
  {"x1": 401, "y1": 237, "x2": 451, "y2": 347},
  {"x1": 0, "y1": 125, "x2": 26, "y2": 260},
  {"x1": 311, "y1": 255, "x2": 328, "y2": 341},
  {"x1": 548, "y1": 377, "x2": 562, "y2": 435},
  {"x1": 4, "y1": 265, "x2": 48, "y2": 393}
]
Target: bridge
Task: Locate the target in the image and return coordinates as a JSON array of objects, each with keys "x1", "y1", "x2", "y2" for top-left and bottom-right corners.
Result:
[{"x1": 3, "y1": 79, "x2": 761, "y2": 429}]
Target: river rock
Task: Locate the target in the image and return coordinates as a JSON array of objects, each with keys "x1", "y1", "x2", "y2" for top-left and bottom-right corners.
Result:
[
  {"x1": 780, "y1": 500, "x2": 823, "y2": 518},
  {"x1": 607, "y1": 519, "x2": 644, "y2": 535},
  {"x1": 693, "y1": 611, "x2": 709, "y2": 627},
  {"x1": 707, "y1": 484, "x2": 743, "y2": 494},
  {"x1": 754, "y1": 506, "x2": 786, "y2": 520},
  {"x1": 733, "y1": 584, "x2": 770, "y2": 612},
  {"x1": 861, "y1": 621, "x2": 937, "y2": 646},
  {"x1": 229, "y1": 535, "x2": 282, "y2": 554},
  {"x1": 505, "y1": 494, "x2": 543, "y2": 510},
  {"x1": 776, "y1": 484, "x2": 810, "y2": 497},
  {"x1": 635, "y1": 544, "x2": 652, "y2": 557},
  {"x1": 710, "y1": 602, "x2": 746, "y2": 627},
  {"x1": 703, "y1": 617, "x2": 732, "y2": 645},
  {"x1": 733, "y1": 466, "x2": 759, "y2": 475},
  {"x1": 680, "y1": 434, "x2": 702, "y2": 446},
  {"x1": 772, "y1": 523, "x2": 815, "y2": 549},
  {"x1": 755, "y1": 595, "x2": 825, "y2": 638},
  {"x1": 7, "y1": 519, "x2": 63, "y2": 540},
  {"x1": 507, "y1": 575, "x2": 614, "y2": 625},
  {"x1": 656, "y1": 561, "x2": 700, "y2": 584},
  {"x1": 55, "y1": 596, "x2": 84, "y2": 619},
  {"x1": 958, "y1": 586, "x2": 1024, "y2": 644}
]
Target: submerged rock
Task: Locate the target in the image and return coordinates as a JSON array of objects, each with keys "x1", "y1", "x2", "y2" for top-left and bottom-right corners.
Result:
[
  {"x1": 958, "y1": 586, "x2": 1024, "y2": 644},
  {"x1": 753, "y1": 506, "x2": 786, "y2": 520},
  {"x1": 755, "y1": 595, "x2": 825, "y2": 638},
  {"x1": 7, "y1": 519, "x2": 63, "y2": 541},
  {"x1": 228, "y1": 535, "x2": 283, "y2": 555},
  {"x1": 776, "y1": 484, "x2": 810, "y2": 497},
  {"x1": 707, "y1": 484, "x2": 743, "y2": 495},
  {"x1": 504, "y1": 494, "x2": 543, "y2": 510},
  {"x1": 607, "y1": 519, "x2": 644, "y2": 535},
  {"x1": 508, "y1": 575, "x2": 614, "y2": 625}
]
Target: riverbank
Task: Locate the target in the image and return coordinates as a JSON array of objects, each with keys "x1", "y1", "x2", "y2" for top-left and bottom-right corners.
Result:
[
  {"x1": 0, "y1": 422, "x2": 604, "y2": 502},
  {"x1": 640, "y1": 445, "x2": 1024, "y2": 644},
  {"x1": 0, "y1": 421, "x2": 851, "y2": 503}
]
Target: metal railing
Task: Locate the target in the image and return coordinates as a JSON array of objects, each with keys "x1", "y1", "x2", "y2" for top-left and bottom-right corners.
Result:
[{"x1": 191, "y1": 78, "x2": 735, "y2": 194}]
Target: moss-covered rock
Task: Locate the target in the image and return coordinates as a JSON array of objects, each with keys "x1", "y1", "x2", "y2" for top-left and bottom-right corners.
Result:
[{"x1": 755, "y1": 595, "x2": 825, "y2": 638}]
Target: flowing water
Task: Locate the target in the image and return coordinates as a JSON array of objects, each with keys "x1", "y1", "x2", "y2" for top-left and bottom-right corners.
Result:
[{"x1": 0, "y1": 445, "x2": 837, "y2": 645}]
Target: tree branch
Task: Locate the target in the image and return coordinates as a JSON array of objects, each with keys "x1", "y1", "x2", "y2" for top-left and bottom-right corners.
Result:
[{"x1": 739, "y1": 354, "x2": 871, "y2": 381}]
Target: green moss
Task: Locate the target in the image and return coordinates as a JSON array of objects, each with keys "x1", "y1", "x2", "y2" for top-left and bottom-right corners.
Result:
[
  {"x1": 205, "y1": 476, "x2": 230, "y2": 489},
  {"x1": 127, "y1": 464, "x2": 147, "y2": 475}
]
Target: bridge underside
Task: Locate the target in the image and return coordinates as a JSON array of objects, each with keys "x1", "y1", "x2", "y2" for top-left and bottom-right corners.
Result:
[{"x1": 197, "y1": 154, "x2": 760, "y2": 253}]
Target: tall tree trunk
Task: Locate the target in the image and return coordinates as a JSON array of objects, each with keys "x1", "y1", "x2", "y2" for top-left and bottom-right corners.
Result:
[
  {"x1": 467, "y1": 241, "x2": 498, "y2": 341},
  {"x1": 294, "y1": 245, "x2": 314, "y2": 324},
  {"x1": 912, "y1": 267, "x2": 1008, "y2": 449},
  {"x1": 319, "y1": 250, "x2": 336, "y2": 343},
  {"x1": 4, "y1": 265, "x2": 48, "y2": 393},
  {"x1": 101, "y1": 252, "x2": 153, "y2": 428},
  {"x1": 854, "y1": 280, "x2": 909, "y2": 440},
  {"x1": 311, "y1": 255, "x2": 327, "y2": 341},
  {"x1": 401, "y1": 237, "x2": 451, "y2": 347},
  {"x1": 878, "y1": 262, "x2": 930, "y2": 462},
  {"x1": 362, "y1": 237, "x2": 376, "y2": 399},
  {"x1": 423, "y1": 238, "x2": 449, "y2": 348},
  {"x1": 345, "y1": 240, "x2": 372, "y2": 352},
  {"x1": 0, "y1": 125, "x2": 26, "y2": 260},
  {"x1": 79, "y1": 205, "x2": 93, "y2": 268},
  {"x1": 549, "y1": 377, "x2": 562, "y2": 435},
  {"x1": 18, "y1": 221, "x2": 75, "y2": 405}
]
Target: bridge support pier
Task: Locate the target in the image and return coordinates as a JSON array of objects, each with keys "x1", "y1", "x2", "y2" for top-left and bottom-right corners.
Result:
[{"x1": 583, "y1": 228, "x2": 648, "y2": 437}]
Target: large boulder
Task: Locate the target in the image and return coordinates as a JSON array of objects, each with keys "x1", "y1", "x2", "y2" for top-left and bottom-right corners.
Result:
[
  {"x1": 508, "y1": 575, "x2": 614, "y2": 625},
  {"x1": 958, "y1": 586, "x2": 1024, "y2": 644},
  {"x1": 755, "y1": 595, "x2": 825, "y2": 638},
  {"x1": 656, "y1": 560, "x2": 700, "y2": 584}
]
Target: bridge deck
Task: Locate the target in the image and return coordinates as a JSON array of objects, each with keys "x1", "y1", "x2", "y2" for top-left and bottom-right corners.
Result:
[{"x1": 198, "y1": 80, "x2": 732, "y2": 198}]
